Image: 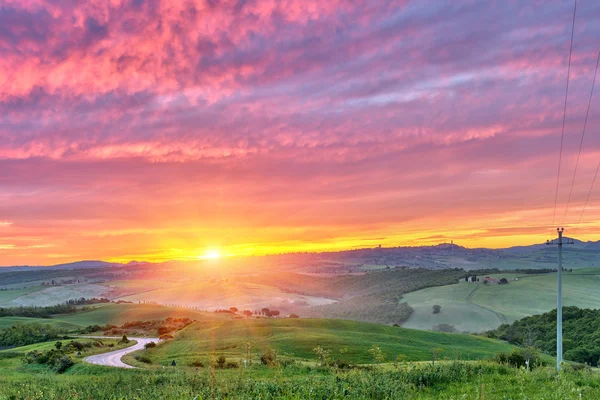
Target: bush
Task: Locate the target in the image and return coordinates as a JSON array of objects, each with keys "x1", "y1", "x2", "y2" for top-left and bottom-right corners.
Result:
[
  {"x1": 215, "y1": 355, "x2": 226, "y2": 368},
  {"x1": 432, "y1": 305, "x2": 442, "y2": 314},
  {"x1": 118, "y1": 334, "x2": 129, "y2": 344},
  {"x1": 260, "y1": 348, "x2": 278, "y2": 366},
  {"x1": 159, "y1": 334, "x2": 174, "y2": 340},
  {"x1": 0, "y1": 323, "x2": 63, "y2": 348},
  {"x1": 494, "y1": 348, "x2": 544, "y2": 369},
  {"x1": 54, "y1": 356, "x2": 74, "y2": 373},
  {"x1": 144, "y1": 341, "x2": 156, "y2": 349},
  {"x1": 68, "y1": 341, "x2": 85, "y2": 351},
  {"x1": 23, "y1": 349, "x2": 74, "y2": 374},
  {"x1": 134, "y1": 355, "x2": 152, "y2": 364},
  {"x1": 189, "y1": 360, "x2": 204, "y2": 368}
]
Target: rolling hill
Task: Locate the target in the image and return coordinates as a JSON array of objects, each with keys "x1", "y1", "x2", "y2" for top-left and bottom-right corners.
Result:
[
  {"x1": 401, "y1": 269, "x2": 600, "y2": 333},
  {"x1": 137, "y1": 317, "x2": 515, "y2": 366}
]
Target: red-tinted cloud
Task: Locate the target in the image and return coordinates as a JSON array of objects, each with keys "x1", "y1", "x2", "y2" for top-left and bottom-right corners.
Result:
[{"x1": 1, "y1": 0, "x2": 600, "y2": 264}]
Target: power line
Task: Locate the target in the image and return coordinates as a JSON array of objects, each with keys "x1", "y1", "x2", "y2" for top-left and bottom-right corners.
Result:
[
  {"x1": 562, "y1": 52, "x2": 600, "y2": 225},
  {"x1": 552, "y1": 0, "x2": 577, "y2": 228}
]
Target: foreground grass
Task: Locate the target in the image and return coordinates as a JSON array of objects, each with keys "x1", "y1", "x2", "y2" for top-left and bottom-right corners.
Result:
[{"x1": 0, "y1": 358, "x2": 598, "y2": 399}]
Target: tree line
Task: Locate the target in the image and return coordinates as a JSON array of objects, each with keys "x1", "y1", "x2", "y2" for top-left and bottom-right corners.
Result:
[{"x1": 485, "y1": 306, "x2": 600, "y2": 366}]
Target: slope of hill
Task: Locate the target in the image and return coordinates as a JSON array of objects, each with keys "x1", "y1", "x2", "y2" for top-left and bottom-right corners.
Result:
[
  {"x1": 402, "y1": 269, "x2": 600, "y2": 333},
  {"x1": 138, "y1": 317, "x2": 514, "y2": 366}
]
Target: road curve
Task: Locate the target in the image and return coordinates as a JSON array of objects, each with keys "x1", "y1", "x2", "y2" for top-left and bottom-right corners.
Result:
[{"x1": 84, "y1": 337, "x2": 159, "y2": 368}]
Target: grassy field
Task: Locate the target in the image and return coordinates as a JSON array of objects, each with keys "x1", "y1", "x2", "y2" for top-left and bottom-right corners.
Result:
[
  {"x1": 0, "y1": 303, "x2": 229, "y2": 330},
  {"x1": 0, "y1": 348, "x2": 598, "y2": 399},
  {"x1": 0, "y1": 286, "x2": 45, "y2": 305},
  {"x1": 132, "y1": 317, "x2": 514, "y2": 367},
  {"x1": 1, "y1": 304, "x2": 597, "y2": 399},
  {"x1": 55, "y1": 303, "x2": 224, "y2": 326},
  {"x1": 0, "y1": 316, "x2": 81, "y2": 330},
  {"x1": 402, "y1": 270, "x2": 600, "y2": 333}
]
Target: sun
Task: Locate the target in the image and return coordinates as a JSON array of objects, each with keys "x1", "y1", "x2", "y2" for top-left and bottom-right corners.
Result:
[{"x1": 200, "y1": 249, "x2": 222, "y2": 260}]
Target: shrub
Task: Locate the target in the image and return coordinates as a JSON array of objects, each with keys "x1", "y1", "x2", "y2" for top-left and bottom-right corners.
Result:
[
  {"x1": 260, "y1": 348, "x2": 278, "y2": 366},
  {"x1": 189, "y1": 360, "x2": 204, "y2": 368},
  {"x1": 432, "y1": 305, "x2": 442, "y2": 314},
  {"x1": 135, "y1": 355, "x2": 152, "y2": 364},
  {"x1": 368, "y1": 345, "x2": 385, "y2": 364},
  {"x1": 118, "y1": 334, "x2": 129, "y2": 344},
  {"x1": 215, "y1": 355, "x2": 226, "y2": 368},
  {"x1": 144, "y1": 341, "x2": 156, "y2": 349},
  {"x1": 159, "y1": 334, "x2": 174, "y2": 340},
  {"x1": 54, "y1": 356, "x2": 74, "y2": 374},
  {"x1": 495, "y1": 348, "x2": 543, "y2": 369},
  {"x1": 313, "y1": 345, "x2": 332, "y2": 366},
  {"x1": 68, "y1": 341, "x2": 85, "y2": 351}
]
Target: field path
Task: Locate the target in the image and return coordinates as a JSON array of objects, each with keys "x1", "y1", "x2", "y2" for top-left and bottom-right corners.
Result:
[
  {"x1": 83, "y1": 337, "x2": 159, "y2": 368},
  {"x1": 465, "y1": 285, "x2": 508, "y2": 325}
]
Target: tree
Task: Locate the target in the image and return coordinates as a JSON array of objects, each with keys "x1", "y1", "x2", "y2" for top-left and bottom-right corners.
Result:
[
  {"x1": 243, "y1": 340, "x2": 254, "y2": 364},
  {"x1": 394, "y1": 354, "x2": 407, "y2": 368},
  {"x1": 368, "y1": 344, "x2": 385, "y2": 364},
  {"x1": 288, "y1": 313, "x2": 299, "y2": 318},
  {"x1": 431, "y1": 348, "x2": 444, "y2": 366},
  {"x1": 432, "y1": 305, "x2": 442, "y2": 314},
  {"x1": 313, "y1": 345, "x2": 332, "y2": 366},
  {"x1": 242, "y1": 310, "x2": 253, "y2": 317},
  {"x1": 55, "y1": 341, "x2": 63, "y2": 350},
  {"x1": 499, "y1": 278, "x2": 509, "y2": 284},
  {"x1": 229, "y1": 307, "x2": 238, "y2": 313},
  {"x1": 271, "y1": 310, "x2": 280, "y2": 317}
]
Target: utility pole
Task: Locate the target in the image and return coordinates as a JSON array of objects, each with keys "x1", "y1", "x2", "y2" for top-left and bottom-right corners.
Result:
[{"x1": 546, "y1": 227, "x2": 573, "y2": 370}]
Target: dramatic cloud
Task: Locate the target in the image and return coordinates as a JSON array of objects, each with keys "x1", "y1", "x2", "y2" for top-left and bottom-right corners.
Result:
[{"x1": 1, "y1": 0, "x2": 600, "y2": 264}]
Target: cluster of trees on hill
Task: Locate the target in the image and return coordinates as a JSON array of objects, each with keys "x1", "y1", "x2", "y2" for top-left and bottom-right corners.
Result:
[
  {"x1": 486, "y1": 307, "x2": 600, "y2": 366},
  {"x1": 0, "y1": 304, "x2": 79, "y2": 318},
  {"x1": 65, "y1": 297, "x2": 111, "y2": 305},
  {"x1": 0, "y1": 323, "x2": 64, "y2": 348},
  {"x1": 0, "y1": 298, "x2": 124, "y2": 319}
]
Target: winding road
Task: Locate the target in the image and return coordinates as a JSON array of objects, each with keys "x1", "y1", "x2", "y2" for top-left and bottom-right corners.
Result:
[{"x1": 83, "y1": 337, "x2": 159, "y2": 368}]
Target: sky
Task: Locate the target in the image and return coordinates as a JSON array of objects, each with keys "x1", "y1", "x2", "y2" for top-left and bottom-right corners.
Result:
[{"x1": 2, "y1": 0, "x2": 600, "y2": 265}]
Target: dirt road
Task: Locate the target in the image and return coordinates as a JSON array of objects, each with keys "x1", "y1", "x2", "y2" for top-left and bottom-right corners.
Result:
[{"x1": 84, "y1": 337, "x2": 159, "y2": 368}]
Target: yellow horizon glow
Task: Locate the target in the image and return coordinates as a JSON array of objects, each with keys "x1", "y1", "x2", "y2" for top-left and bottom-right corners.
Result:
[{"x1": 199, "y1": 249, "x2": 223, "y2": 260}]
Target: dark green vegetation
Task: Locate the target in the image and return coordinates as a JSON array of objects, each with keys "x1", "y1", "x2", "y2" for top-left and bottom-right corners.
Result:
[
  {"x1": 486, "y1": 306, "x2": 600, "y2": 366},
  {"x1": 0, "y1": 323, "x2": 63, "y2": 348},
  {"x1": 0, "y1": 303, "x2": 79, "y2": 318}
]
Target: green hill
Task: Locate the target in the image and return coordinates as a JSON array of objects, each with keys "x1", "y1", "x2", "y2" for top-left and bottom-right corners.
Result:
[
  {"x1": 402, "y1": 270, "x2": 600, "y2": 333},
  {"x1": 140, "y1": 317, "x2": 514, "y2": 366},
  {"x1": 0, "y1": 303, "x2": 229, "y2": 330}
]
